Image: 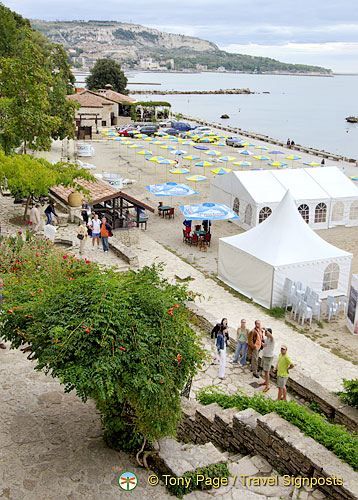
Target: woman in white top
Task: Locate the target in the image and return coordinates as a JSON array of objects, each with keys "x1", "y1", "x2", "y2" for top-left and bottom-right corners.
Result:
[
  {"x1": 260, "y1": 328, "x2": 275, "y2": 392},
  {"x1": 216, "y1": 326, "x2": 229, "y2": 380},
  {"x1": 91, "y1": 214, "x2": 101, "y2": 249}
]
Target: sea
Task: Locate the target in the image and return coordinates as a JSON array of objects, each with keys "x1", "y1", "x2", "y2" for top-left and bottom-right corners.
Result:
[{"x1": 75, "y1": 71, "x2": 358, "y2": 159}]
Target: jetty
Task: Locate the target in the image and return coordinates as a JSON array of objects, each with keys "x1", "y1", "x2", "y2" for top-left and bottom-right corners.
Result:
[{"x1": 129, "y1": 88, "x2": 254, "y2": 95}]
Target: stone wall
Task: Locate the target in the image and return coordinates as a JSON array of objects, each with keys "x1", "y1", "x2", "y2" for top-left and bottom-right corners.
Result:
[
  {"x1": 193, "y1": 306, "x2": 358, "y2": 434},
  {"x1": 177, "y1": 400, "x2": 358, "y2": 500}
]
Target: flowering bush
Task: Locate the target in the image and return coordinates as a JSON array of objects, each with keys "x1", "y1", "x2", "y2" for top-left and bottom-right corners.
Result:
[{"x1": 1, "y1": 236, "x2": 204, "y2": 453}]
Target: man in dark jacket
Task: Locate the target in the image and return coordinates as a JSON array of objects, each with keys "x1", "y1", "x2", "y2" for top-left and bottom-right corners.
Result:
[{"x1": 44, "y1": 202, "x2": 58, "y2": 225}]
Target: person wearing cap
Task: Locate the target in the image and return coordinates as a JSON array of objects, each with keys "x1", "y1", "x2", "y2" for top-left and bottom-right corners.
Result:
[
  {"x1": 259, "y1": 328, "x2": 275, "y2": 392},
  {"x1": 274, "y1": 345, "x2": 295, "y2": 401}
]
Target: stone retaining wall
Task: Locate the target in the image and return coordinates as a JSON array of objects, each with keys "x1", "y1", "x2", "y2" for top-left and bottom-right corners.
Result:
[
  {"x1": 192, "y1": 306, "x2": 358, "y2": 434},
  {"x1": 177, "y1": 400, "x2": 358, "y2": 500}
]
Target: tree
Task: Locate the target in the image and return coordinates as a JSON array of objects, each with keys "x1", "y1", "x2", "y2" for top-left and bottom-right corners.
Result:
[
  {"x1": 0, "y1": 152, "x2": 94, "y2": 217},
  {"x1": 0, "y1": 3, "x2": 30, "y2": 58},
  {"x1": 0, "y1": 31, "x2": 60, "y2": 153},
  {"x1": 86, "y1": 58, "x2": 128, "y2": 94},
  {"x1": 1, "y1": 237, "x2": 204, "y2": 456}
]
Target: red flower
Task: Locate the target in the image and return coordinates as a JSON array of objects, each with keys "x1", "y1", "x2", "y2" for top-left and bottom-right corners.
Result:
[
  {"x1": 168, "y1": 309, "x2": 174, "y2": 316},
  {"x1": 7, "y1": 310, "x2": 14, "y2": 314},
  {"x1": 69, "y1": 277, "x2": 74, "y2": 281},
  {"x1": 18, "y1": 231, "x2": 22, "y2": 235},
  {"x1": 175, "y1": 304, "x2": 180, "y2": 308},
  {"x1": 159, "y1": 380, "x2": 164, "y2": 384},
  {"x1": 84, "y1": 329, "x2": 90, "y2": 334},
  {"x1": 62, "y1": 255, "x2": 68, "y2": 259},
  {"x1": 27, "y1": 221, "x2": 32, "y2": 225},
  {"x1": 120, "y1": 347, "x2": 126, "y2": 351}
]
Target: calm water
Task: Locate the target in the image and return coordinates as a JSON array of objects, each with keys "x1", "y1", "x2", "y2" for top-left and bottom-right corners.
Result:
[{"x1": 125, "y1": 72, "x2": 358, "y2": 159}]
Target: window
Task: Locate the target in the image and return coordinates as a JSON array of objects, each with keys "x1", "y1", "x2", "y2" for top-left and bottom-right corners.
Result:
[
  {"x1": 233, "y1": 198, "x2": 240, "y2": 216},
  {"x1": 298, "y1": 204, "x2": 309, "y2": 223},
  {"x1": 244, "y1": 204, "x2": 252, "y2": 226},
  {"x1": 101, "y1": 120, "x2": 106, "y2": 126},
  {"x1": 322, "y1": 263, "x2": 340, "y2": 291},
  {"x1": 332, "y1": 201, "x2": 344, "y2": 222},
  {"x1": 259, "y1": 206, "x2": 272, "y2": 224},
  {"x1": 349, "y1": 201, "x2": 358, "y2": 220},
  {"x1": 314, "y1": 203, "x2": 327, "y2": 223}
]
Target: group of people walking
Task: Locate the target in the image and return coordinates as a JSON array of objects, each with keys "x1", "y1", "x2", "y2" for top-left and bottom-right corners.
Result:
[{"x1": 211, "y1": 318, "x2": 295, "y2": 401}]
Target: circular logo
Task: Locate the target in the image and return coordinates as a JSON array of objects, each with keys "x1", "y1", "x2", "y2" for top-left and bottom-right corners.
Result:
[{"x1": 118, "y1": 471, "x2": 138, "y2": 491}]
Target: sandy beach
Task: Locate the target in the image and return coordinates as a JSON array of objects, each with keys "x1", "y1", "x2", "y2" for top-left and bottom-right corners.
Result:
[{"x1": 30, "y1": 125, "x2": 358, "y2": 367}]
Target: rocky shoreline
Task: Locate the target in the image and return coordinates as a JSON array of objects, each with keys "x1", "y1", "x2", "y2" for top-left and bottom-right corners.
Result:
[{"x1": 129, "y1": 88, "x2": 254, "y2": 95}]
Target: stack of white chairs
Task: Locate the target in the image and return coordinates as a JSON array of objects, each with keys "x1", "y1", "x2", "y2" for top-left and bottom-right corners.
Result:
[{"x1": 324, "y1": 296, "x2": 339, "y2": 321}]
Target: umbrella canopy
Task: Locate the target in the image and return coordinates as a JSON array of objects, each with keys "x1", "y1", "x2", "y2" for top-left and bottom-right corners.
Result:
[
  {"x1": 285, "y1": 155, "x2": 302, "y2": 160},
  {"x1": 212, "y1": 141, "x2": 226, "y2": 147},
  {"x1": 254, "y1": 146, "x2": 269, "y2": 151},
  {"x1": 350, "y1": 176, "x2": 358, "y2": 181},
  {"x1": 205, "y1": 150, "x2": 221, "y2": 157},
  {"x1": 182, "y1": 141, "x2": 195, "y2": 146},
  {"x1": 148, "y1": 156, "x2": 166, "y2": 162},
  {"x1": 218, "y1": 156, "x2": 236, "y2": 162},
  {"x1": 240, "y1": 149, "x2": 254, "y2": 155},
  {"x1": 152, "y1": 140, "x2": 165, "y2": 145},
  {"x1": 137, "y1": 150, "x2": 153, "y2": 156},
  {"x1": 182, "y1": 155, "x2": 200, "y2": 161},
  {"x1": 133, "y1": 134, "x2": 148, "y2": 139},
  {"x1": 268, "y1": 161, "x2": 288, "y2": 168},
  {"x1": 185, "y1": 175, "x2": 207, "y2": 182},
  {"x1": 121, "y1": 140, "x2": 133, "y2": 145},
  {"x1": 253, "y1": 155, "x2": 271, "y2": 161},
  {"x1": 199, "y1": 137, "x2": 213, "y2": 143},
  {"x1": 171, "y1": 150, "x2": 187, "y2": 156},
  {"x1": 179, "y1": 202, "x2": 239, "y2": 221},
  {"x1": 303, "y1": 161, "x2": 320, "y2": 167},
  {"x1": 169, "y1": 168, "x2": 190, "y2": 175},
  {"x1": 240, "y1": 142, "x2": 255, "y2": 147},
  {"x1": 232, "y1": 161, "x2": 252, "y2": 167},
  {"x1": 160, "y1": 145, "x2": 176, "y2": 150},
  {"x1": 128, "y1": 144, "x2": 140, "y2": 149},
  {"x1": 268, "y1": 150, "x2": 284, "y2": 155},
  {"x1": 158, "y1": 158, "x2": 176, "y2": 165},
  {"x1": 210, "y1": 167, "x2": 232, "y2": 175},
  {"x1": 194, "y1": 145, "x2": 209, "y2": 151},
  {"x1": 144, "y1": 137, "x2": 153, "y2": 141},
  {"x1": 145, "y1": 182, "x2": 199, "y2": 197}
]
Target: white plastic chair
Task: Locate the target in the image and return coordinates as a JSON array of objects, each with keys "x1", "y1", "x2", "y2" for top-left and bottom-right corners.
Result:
[
  {"x1": 325, "y1": 296, "x2": 339, "y2": 321},
  {"x1": 299, "y1": 303, "x2": 313, "y2": 326},
  {"x1": 337, "y1": 297, "x2": 347, "y2": 315},
  {"x1": 306, "y1": 293, "x2": 322, "y2": 321},
  {"x1": 291, "y1": 296, "x2": 301, "y2": 321},
  {"x1": 303, "y1": 286, "x2": 312, "y2": 302},
  {"x1": 282, "y1": 278, "x2": 294, "y2": 309},
  {"x1": 295, "y1": 281, "x2": 303, "y2": 292}
]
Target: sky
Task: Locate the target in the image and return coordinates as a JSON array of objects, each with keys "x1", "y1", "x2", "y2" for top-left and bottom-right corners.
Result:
[{"x1": 4, "y1": 0, "x2": 358, "y2": 72}]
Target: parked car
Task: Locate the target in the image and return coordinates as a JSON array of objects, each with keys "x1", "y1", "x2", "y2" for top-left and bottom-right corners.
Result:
[
  {"x1": 226, "y1": 136, "x2": 244, "y2": 147},
  {"x1": 138, "y1": 123, "x2": 160, "y2": 135},
  {"x1": 162, "y1": 128, "x2": 180, "y2": 136},
  {"x1": 160, "y1": 120, "x2": 174, "y2": 127},
  {"x1": 117, "y1": 126, "x2": 137, "y2": 137},
  {"x1": 195, "y1": 126, "x2": 213, "y2": 134},
  {"x1": 172, "y1": 121, "x2": 192, "y2": 132}
]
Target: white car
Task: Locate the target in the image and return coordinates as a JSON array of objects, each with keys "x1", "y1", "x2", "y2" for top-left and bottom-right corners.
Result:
[{"x1": 194, "y1": 127, "x2": 213, "y2": 134}]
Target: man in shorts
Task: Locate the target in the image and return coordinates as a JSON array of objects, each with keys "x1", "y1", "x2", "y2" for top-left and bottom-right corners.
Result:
[
  {"x1": 259, "y1": 328, "x2": 275, "y2": 392},
  {"x1": 91, "y1": 214, "x2": 101, "y2": 249},
  {"x1": 274, "y1": 345, "x2": 295, "y2": 401}
]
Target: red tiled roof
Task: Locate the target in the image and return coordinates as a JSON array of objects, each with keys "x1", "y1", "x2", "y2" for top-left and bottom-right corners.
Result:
[
  {"x1": 98, "y1": 88, "x2": 136, "y2": 105},
  {"x1": 67, "y1": 90, "x2": 117, "y2": 108}
]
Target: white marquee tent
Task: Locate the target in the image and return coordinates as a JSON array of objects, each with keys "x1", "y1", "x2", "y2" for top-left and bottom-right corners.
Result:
[
  {"x1": 210, "y1": 167, "x2": 358, "y2": 230},
  {"x1": 218, "y1": 191, "x2": 353, "y2": 309}
]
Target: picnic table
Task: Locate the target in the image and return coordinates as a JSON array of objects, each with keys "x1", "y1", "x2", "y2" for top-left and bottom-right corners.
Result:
[{"x1": 158, "y1": 206, "x2": 174, "y2": 218}]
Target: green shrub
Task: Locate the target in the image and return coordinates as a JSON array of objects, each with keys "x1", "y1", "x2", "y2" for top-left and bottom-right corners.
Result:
[
  {"x1": 1, "y1": 236, "x2": 204, "y2": 454},
  {"x1": 197, "y1": 388, "x2": 358, "y2": 471},
  {"x1": 267, "y1": 306, "x2": 286, "y2": 318},
  {"x1": 336, "y1": 378, "x2": 358, "y2": 409}
]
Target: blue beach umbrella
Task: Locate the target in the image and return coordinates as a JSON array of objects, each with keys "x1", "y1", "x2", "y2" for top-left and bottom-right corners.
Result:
[
  {"x1": 145, "y1": 182, "x2": 199, "y2": 197},
  {"x1": 179, "y1": 202, "x2": 239, "y2": 221},
  {"x1": 193, "y1": 145, "x2": 209, "y2": 151},
  {"x1": 232, "y1": 161, "x2": 252, "y2": 168},
  {"x1": 268, "y1": 161, "x2": 288, "y2": 168},
  {"x1": 303, "y1": 161, "x2": 320, "y2": 167},
  {"x1": 240, "y1": 149, "x2": 254, "y2": 156},
  {"x1": 171, "y1": 150, "x2": 187, "y2": 156},
  {"x1": 210, "y1": 167, "x2": 232, "y2": 175}
]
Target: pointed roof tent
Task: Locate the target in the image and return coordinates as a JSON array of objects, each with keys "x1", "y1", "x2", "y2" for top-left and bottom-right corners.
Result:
[
  {"x1": 306, "y1": 166, "x2": 358, "y2": 199},
  {"x1": 220, "y1": 191, "x2": 352, "y2": 266}
]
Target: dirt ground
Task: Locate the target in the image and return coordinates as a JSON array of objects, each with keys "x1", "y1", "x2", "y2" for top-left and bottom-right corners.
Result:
[{"x1": 31, "y1": 132, "x2": 358, "y2": 363}]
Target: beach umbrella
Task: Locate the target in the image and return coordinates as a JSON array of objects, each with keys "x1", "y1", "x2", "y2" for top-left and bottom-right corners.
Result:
[
  {"x1": 182, "y1": 155, "x2": 200, "y2": 161},
  {"x1": 232, "y1": 161, "x2": 252, "y2": 168},
  {"x1": 210, "y1": 167, "x2": 232, "y2": 175},
  {"x1": 285, "y1": 154, "x2": 302, "y2": 167},
  {"x1": 185, "y1": 174, "x2": 208, "y2": 190},
  {"x1": 253, "y1": 155, "x2": 271, "y2": 167},
  {"x1": 137, "y1": 149, "x2": 153, "y2": 164},
  {"x1": 303, "y1": 161, "x2": 320, "y2": 167},
  {"x1": 214, "y1": 141, "x2": 226, "y2": 147},
  {"x1": 169, "y1": 167, "x2": 190, "y2": 182},
  {"x1": 268, "y1": 150, "x2": 284, "y2": 158},
  {"x1": 240, "y1": 142, "x2": 255, "y2": 147},
  {"x1": 160, "y1": 145, "x2": 176, "y2": 150},
  {"x1": 254, "y1": 146, "x2": 269, "y2": 151},
  {"x1": 240, "y1": 149, "x2": 254, "y2": 156},
  {"x1": 147, "y1": 155, "x2": 166, "y2": 176},
  {"x1": 182, "y1": 141, "x2": 194, "y2": 146},
  {"x1": 268, "y1": 161, "x2": 288, "y2": 168},
  {"x1": 179, "y1": 202, "x2": 239, "y2": 221},
  {"x1": 217, "y1": 155, "x2": 236, "y2": 168},
  {"x1": 205, "y1": 150, "x2": 221, "y2": 157},
  {"x1": 128, "y1": 144, "x2": 140, "y2": 156},
  {"x1": 194, "y1": 160, "x2": 213, "y2": 175},
  {"x1": 133, "y1": 133, "x2": 148, "y2": 139},
  {"x1": 171, "y1": 149, "x2": 187, "y2": 156},
  {"x1": 193, "y1": 145, "x2": 209, "y2": 151},
  {"x1": 350, "y1": 176, "x2": 358, "y2": 181},
  {"x1": 158, "y1": 158, "x2": 176, "y2": 180},
  {"x1": 121, "y1": 140, "x2": 133, "y2": 145},
  {"x1": 145, "y1": 182, "x2": 199, "y2": 205}
]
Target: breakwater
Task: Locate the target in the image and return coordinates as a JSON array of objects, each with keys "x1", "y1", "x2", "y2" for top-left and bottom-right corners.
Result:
[
  {"x1": 129, "y1": 88, "x2": 254, "y2": 95},
  {"x1": 180, "y1": 114, "x2": 357, "y2": 163}
]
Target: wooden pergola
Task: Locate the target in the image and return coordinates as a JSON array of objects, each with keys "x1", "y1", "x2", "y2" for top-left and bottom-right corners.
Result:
[{"x1": 50, "y1": 179, "x2": 155, "y2": 229}]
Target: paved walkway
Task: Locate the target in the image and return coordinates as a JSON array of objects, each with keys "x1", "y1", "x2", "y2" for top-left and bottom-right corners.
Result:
[{"x1": 133, "y1": 232, "x2": 358, "y2": 392}]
